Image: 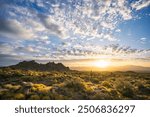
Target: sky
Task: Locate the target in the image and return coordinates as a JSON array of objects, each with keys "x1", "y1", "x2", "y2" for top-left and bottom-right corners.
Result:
[{"x1": 0, "y1": 0, "x2": 150, "y2": 69}]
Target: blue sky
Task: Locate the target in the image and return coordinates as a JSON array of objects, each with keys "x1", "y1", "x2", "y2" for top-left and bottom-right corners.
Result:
[{"x1": 0, "y1": 0, "x2": 150, "y2": 67}]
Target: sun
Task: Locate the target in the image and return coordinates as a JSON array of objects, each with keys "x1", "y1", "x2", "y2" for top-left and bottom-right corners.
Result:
[{"x1": 94, "y1": 60, "x2": 110, "y2": 68}]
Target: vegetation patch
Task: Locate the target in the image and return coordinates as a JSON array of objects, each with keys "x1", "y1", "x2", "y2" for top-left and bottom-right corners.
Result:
[{"x1": 0, "y1": 69, "x2": 150, "y2": 100}]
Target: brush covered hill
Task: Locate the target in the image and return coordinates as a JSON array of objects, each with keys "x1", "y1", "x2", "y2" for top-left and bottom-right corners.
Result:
[{"x1": 6, "y1": 60, "x2": 70, "y2": 71}]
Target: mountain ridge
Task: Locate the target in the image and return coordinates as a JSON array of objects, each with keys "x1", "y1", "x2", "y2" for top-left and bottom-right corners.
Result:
[{"x1": 1, "y1": 60, "x2": 70, "y2": 71}]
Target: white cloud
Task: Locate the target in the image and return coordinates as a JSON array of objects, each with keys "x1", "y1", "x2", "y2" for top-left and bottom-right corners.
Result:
[
  {"x1": 140, "y1": 37, "x2": 147, "y2": 44},
  {"x1": 140, "y1": 37, "x2": 147, "y2": 41},
  {"x1": 119, "y1": 7, "x2": 132, "y2": 20},
  {"x1": 115, "y1": 29, "x2": 121, "y2": 32},
  {"x1": 101, "y1": 21, "x2": 115, "y2": 30},
  {"x1": 118, "y1": 0, "x2": 126, "y2": 7},
  {"x1": 131, "y1": 0, "x2": 150, "y2": 10}
]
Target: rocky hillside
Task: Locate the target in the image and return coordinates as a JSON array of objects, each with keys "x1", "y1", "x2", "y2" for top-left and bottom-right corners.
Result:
[{"x1": 6, "y1": 60, "x2": 70, "y2": 71}]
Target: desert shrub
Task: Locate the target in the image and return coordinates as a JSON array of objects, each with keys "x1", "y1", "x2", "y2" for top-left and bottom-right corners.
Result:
[
  {"x1": 89, "y1": 85, "x2": 110, "y2": 99},
  {"x1": 1, "y1": 91, "x2": 14, "y2": 99},
  {"x1": 0, "y1": 88, "x2": 9, "y2": 99},
  {"x1": 31, "y1": 87, "x2": 37, "y2": 92},
  {"x1": 0, "y1": 69, "x2": 149, "y2": 100},
  {"x1": 109, "y1": 89, "x2": 121, "y2": 99},
  {"x1": 29, "y1": 95, "x2": 40, "y2": 100},
  {"x1": 31, "y1": 84, "x2": 52, "y2": 93},
  {"x1": 84, "y1": 82, "x2": 95, "y2": 94},
  {"x1": 138, "y1": 84, "x2": 150, "y2": 94},
  {"x1": 46, "y1": 92, "x2": 66, "y2": 100},
  {"x1": 38, "y1": 87, "x2": 51, "y2": 93},
  {"x1": 115, "y1": 81, "x2": 134, "y2": 98},
  {"x1": 101, "y1": 81, "x2": 112, "y2": 88},
  {"x1": 54, "y1": 94, "x2": 65, "y2": 100},
  {"x1": 33, "y1": 84, "x2": 46, "y2": 88},
  {"x1": 89, "y1": 77, "x2": 100, "y2": 83},
  {"x1": 27, "y1": 71, "x2": 38, "y2": 76},
  {"x1": 64, "y1": 78, "x2": 85, "y2": 91},
  {"x1": 14, "y1": 93, "x2": 25, "y2": 100},
  {"x1": 91, "y1": 92, "x2": 111, "y2": 100},
  {"x1": 91, "y1": 85, "x2": 121, "y2": 100},
  {"x1": 41, "y1": 96, "x2": 50, "y2": 100},
  {"x1": 3, "y1": 84, "x2": 21, "y2": 90},
  {"x1": 21, "y1": 76, "x2": 33, "y2": 82}
]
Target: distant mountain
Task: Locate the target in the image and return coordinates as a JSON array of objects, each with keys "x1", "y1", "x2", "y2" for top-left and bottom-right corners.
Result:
[
  {"x1": 71, "y1": 65, "x2": 150, "y2": 72},
  {"x1": 110, "y1": 65, "x2": 150, "y2": 72},
  {"x1": 4, "y1": 60, "x2": 70, "y2": 71}
]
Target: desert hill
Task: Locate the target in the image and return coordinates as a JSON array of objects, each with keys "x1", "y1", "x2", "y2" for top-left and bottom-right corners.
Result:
[{"x1": 3, "y1": 60, "x2": 70, "y2": 71}]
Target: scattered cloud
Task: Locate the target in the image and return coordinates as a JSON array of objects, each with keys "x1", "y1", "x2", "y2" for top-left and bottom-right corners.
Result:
[
  {"x1": 0, "y1": 19, "x2": 35, "y2": 40},
  {"x1": 1, "y1": 0, "x2": 149, "y2": 41},
  {"x1": 131, "y1": 0, "x2": 150, "y2": 10},
  {"x1": 140, "y1": 37, "x2": 147, "y2": 44},
  {"x1": 0, "y1": 0, "x2": 135, "y2": 41},
  {"x1": 0, "y1": 41, "x2": 149, "y2": 64},
  {"x1": 37, "y1": 14, "x2": 68, "y2": 39},
  {"x1": 0, "y1": 0, "x2": 150, "y2": 66}
]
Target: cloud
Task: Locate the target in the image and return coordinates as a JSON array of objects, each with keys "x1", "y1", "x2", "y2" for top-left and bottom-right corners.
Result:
[
  {"x1": 0, "y1": 42, "x2": 14, "y2": 55},
  {"x1": 1, "y1": 0, "x2": 149, "y2": 42},
  {"x1": 115, "y1": 29, "x2": 121, "y2": 32},
  {"x1": 140, "y1": 37, "x2": 147, "y2": 44},
  {"x1": 131, "y1": 0, "x2": 150, "y2": 10},
  {"x1": 0, "y1": 0, "x2": 149, "y2": 66},
  {"x1": 0, "y1": 0, "x2": 136, "y2": 41},
  {"x1": 15, "y1": 46, "x2": 40, "y2": 54},
  {"x1": 0, "y1": 41, "x2": 42, "y2": 57},
  {"x1": 140, "y1": 37, "x2": 147, "y2": 41},
  {"x1": 0, "y1": 40, "x2": 150, "y2": 66},
  {"x1": 0, "y1": 19, "x2": 35, "y2": 40},
  {"x1": 37, "y1": 14, "x2": 68, "y2": 39}
]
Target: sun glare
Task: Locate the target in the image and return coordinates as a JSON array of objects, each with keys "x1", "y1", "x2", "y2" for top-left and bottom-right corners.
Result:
[{"x1": 94, "y1": 60, "x2": 110, "y2": 68}]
